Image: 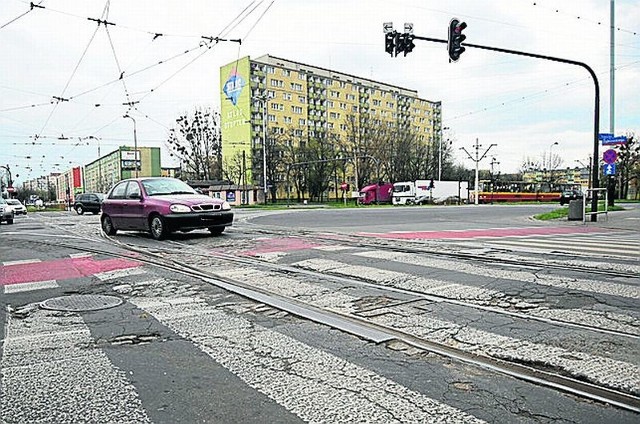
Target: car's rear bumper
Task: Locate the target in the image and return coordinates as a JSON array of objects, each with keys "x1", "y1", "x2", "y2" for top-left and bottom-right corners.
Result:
[{"x1": 163, "y1": 211, "x2": 234, "y2": 231}]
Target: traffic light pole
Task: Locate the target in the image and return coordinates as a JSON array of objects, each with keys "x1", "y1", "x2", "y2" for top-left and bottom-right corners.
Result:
[{"x1": 411, "y1": 35, "x2": 601, "y2": 221}]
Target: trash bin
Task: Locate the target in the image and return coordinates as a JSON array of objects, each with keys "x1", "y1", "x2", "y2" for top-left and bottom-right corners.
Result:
[{"x1": 568, "y1": 199, "x2": 583, "y2": 221}]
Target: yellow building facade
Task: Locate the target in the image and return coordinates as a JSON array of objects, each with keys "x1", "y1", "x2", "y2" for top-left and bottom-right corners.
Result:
[{"x1": 220, "y1": 54, "x2": 441, "y2": 199}]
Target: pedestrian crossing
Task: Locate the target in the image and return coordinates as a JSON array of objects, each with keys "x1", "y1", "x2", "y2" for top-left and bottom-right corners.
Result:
[
  {"x1": 458, "y1": 231, "x2": 639, "y2": 259},
  {"x1": 2, "y1": 242, "x2": 638, "y2": 422}
]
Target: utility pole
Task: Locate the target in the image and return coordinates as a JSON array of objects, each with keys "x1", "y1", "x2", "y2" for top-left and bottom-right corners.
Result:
[
  {"x1": 123, "y1": 115, "x2": 139, "y2": 178},
  {"x1": 460, "y1": 139, "x2": 496, "y2": 205}
]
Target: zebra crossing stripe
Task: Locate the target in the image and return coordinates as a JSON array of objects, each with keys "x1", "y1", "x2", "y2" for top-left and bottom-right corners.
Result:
[
  {"x1": 1, "y1": 308, "x2": 151, "y2": 423},
  {"x1": 3, "y1": 280, "x2": 58, "y2": 294},
  {"x1": 354, "y1": 251, "x2": 640, "y2": 300},
  {"x1": 130, "y1": 296, "x2": 486, "y2": 423},
  {"x1": 2, "y1": 259, "x2": 41, "y2": 266}
]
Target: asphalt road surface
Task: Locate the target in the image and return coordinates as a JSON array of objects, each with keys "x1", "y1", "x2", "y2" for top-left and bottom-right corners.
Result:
[{"x1": 1, "y1": 204, "x2": 638, "y2": 423}]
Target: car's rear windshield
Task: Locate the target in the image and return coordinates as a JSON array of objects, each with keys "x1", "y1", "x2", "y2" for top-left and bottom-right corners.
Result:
[{"x1": 142, "y1": 179, "x2": 197, "y2": 196}]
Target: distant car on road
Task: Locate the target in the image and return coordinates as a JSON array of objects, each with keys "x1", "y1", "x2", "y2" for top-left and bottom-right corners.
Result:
[
  {"x1": 73, "y1": 193, "x2": 104, "y2": 215},
  {"x1": 5, "y1": 198, "x2": 27, "y2": 215},
  {"x1": 100, "y1": 177, "x2": 233, "y2": 240},
  {"x1": 0, "y1": 198, "x2": 15, "y2": 224},
  {"x1": 559, "y1": 189, "x2": 583, "y2": 206}
]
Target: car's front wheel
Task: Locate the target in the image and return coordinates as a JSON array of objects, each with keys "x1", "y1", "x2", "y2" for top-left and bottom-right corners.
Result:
[
  {"x1": 208, "y1": 227, "x2": 225, "y2": 236},
  {"x1": 76, "y1": 205, "x2": 84, "y2": 215},
  {"x1": 101, "y1": 215, "x2": 117, "y2": 235},
  {"x1": 150, "y1": 215, "x2": 168, "y2": 240},
  {"x1": 7, "y1": 218, "x2": 14, "y2": 225}
]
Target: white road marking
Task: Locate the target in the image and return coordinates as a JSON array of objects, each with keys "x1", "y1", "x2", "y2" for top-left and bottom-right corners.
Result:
[
  {"x1": 354, "y1": 250, "x2": 640, "y2": 300},
  {"x1": 2, "y1": 259, "x2": 41, "y2": 266},
  {"x1": 95, "y1": 267, "x2": 147, "y2": 281},
  {"x1": 1, "y1": 307, "x2": 150, "y2": 423},
  {"x1": 4, "y1": 280, "x2": 58, "y2": 294},
  {"x1": 130, "y1": 295, "x2": 486, "y2": 423}
]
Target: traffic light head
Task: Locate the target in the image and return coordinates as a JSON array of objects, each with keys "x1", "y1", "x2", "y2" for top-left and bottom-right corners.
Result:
[
  {"x1": 403, "y1": 34, "x2": 415, "y2": 56},
  {"x1": 385, "y1": 32, "x2": 396, "y2": 56},
  {"x1": 395, "y1": 33, "x2": 406, "y2": 56},
  {"x1": 448, "y1": 19, "x2": 467, "y2": 62}
]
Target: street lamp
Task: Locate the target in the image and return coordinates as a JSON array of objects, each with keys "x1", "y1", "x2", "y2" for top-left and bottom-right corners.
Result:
[
  {"x1": 84, "y1": 136, "x2": 103, "y2": 192},
  {"x1": 548, "y1": 141, "x2": 559, "y2": 182},
  {"x1": 123, "y1": 115, "x2": 139, "y2": 178}
]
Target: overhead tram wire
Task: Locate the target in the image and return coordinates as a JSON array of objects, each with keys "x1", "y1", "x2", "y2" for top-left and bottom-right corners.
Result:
[
  {"x1": 33, "y1": 1, "x2": 107, "y2": 144},
  {"x1": 0, "y1": 0, "x2": 44, "y2": 30},
  {"x1": 447, "y1": 58, "x2": 640, "y2": 123}
]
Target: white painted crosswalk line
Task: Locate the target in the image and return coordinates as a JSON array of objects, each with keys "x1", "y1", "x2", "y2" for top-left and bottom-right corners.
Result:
[
  {"x1": 3, "y1": 280, "x2": 58, "y2": 294},
  {"x1": 289, "y1": 258, "x2": 639, "y2": 335},
  {"x1": 130, "y1": 296, "x2": 486, "y2": 423},
  {"x1": 95, "y1": 267, "x2": 147, "y2": 281},
  {"x1": 2, "y1": 259, "x2": 41, "y2": 266},
  {"x1": 354, "y1": 250, "x2": 640, "y2": 299},
  {"x1": 1, "y1": 308, "x2": 150, "y2": 423}
]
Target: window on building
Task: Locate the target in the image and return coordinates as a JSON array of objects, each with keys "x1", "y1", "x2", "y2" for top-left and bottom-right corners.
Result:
[
  {"x1": 298, "y1": 96, "x2": 306, "y2": 103},
  {"x1": 266, "y1": 66, "x2": 275, "y2": 74},
  {"x1": 268, "y1": 114, "x2": 276, "y2": 122},
  {"x1": 292, "y1": 106, "x2": 303, "y2": 114},
  {"x1": 283, "y1": 92, "x2": 292, "y2": 101},
  {"x1": 294, "y1": 129, "x2": 303, "y2": 137},
  {"x1": 291, "y1": 83, "x2": 303, "y2": 91},
  {"x1": 299, "y1": 118, "x2": 306, "y2": 126},
  {"x1": 270, "y1": 79, "x2": 283, "y2": 87},
  {"x1": 282, "y1": 69, "x2": 290, "y2": 76}
]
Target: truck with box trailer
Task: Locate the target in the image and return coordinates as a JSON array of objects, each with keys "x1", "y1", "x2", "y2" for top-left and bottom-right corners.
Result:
[{"x1": 392, "y1": 180, "x2": 469, "y2": 205}]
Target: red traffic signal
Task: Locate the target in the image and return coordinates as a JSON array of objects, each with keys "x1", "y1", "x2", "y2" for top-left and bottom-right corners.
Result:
[{"x1": 448, "y1": 19, "x2": 467, "y2": 62}]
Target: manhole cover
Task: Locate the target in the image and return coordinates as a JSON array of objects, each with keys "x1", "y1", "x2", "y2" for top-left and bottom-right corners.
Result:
[{"x1": 41, "y1": 294, "x2": 123, "y2": 312}]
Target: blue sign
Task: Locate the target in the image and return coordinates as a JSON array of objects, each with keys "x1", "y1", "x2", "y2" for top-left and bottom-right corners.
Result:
[
  {"x1": 603, "y1": 163, "x2": 616, "y2": 176},
  {"x1": 599, "y1": 133, "x2": 628, "y2": 145},
  {"x1": 226, "y1": 191, "x2": 236, "y2": 202}
]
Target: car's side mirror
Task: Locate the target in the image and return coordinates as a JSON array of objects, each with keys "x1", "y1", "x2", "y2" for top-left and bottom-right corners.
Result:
[{"x1": 128, "y1": 193, "x2": 141, "y2": 200}]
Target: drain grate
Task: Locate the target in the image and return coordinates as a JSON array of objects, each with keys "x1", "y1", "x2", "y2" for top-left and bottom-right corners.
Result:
[{"x1": 41, "y1": 294, "x2": 123, "y2": 312}]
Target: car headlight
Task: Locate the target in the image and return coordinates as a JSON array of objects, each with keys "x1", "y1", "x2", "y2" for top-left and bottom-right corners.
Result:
[
  {"x1": 221, "y1": 201, "x2": 231, "y2": 211},
  {"x1": 170, "y1": 204, "x2": 191, "y2": 213}
]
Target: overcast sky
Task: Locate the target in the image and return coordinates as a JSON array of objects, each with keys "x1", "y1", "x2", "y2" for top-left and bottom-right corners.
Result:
[{"x1": 1, "y1": 0, "x2": 638, "y2": 184}]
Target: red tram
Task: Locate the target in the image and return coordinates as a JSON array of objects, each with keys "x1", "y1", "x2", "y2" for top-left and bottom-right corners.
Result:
[{"x1": 473, "y1": 181, "x2": 565, "y2": 203}]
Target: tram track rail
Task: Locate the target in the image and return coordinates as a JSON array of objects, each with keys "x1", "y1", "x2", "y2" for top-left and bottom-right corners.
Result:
[{"x1": 4, "y1": 223, "x2": 639, "y2": 413}]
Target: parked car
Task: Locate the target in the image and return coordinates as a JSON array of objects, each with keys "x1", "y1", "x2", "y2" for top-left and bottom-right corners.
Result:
[
  {"x1": 100, "y1": 177, "x2": 233, "y2": 240},
  {"x1": 0, "y1": 198, "x2": 15, "y2": 224},
  {"x1": 559, "y1": 189, "x2": 583, "y2": 206},
  {"x1": 5, "y1": 198, "x2": 27, "y2": 215},
  {"x1": 73, "y1": 193, "x2": 104, "y2": 214}
]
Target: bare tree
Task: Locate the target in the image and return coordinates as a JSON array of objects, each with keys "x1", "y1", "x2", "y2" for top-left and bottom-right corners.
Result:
[{"x1": 167, "y1": 108, "x2": 222, "y2": 180}]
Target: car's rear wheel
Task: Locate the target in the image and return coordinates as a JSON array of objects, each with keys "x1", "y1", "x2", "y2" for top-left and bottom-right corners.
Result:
[
  {"x1": 208, "y1": 227, "x2": 225, "y2": 236},
  {"x1": 150, "y1": 215, "x2": 168, "y2": 240},
  {"x1": 76, "y1": 205, "x2": 84, "y2": 215},
  {"x1": 7, "y1": 218, "x2": 14, "y2": 224},
  {"x1": 101, "y1": 215, "x2": 117, "y2": 235}
]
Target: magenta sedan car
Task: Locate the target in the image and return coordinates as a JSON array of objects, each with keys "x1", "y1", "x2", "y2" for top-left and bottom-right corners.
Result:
[{"x1": 101, "y1": 177, "x2": 233, "y2": 240}]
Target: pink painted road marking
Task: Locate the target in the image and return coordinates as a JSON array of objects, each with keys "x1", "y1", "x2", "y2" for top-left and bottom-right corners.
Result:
[
  {"x1": 357, "y1": 226, "x2": 609, "y2": 240},
  {"x1": 0, "y1": 256, "x2": 142, "y2": 286},
  {"x1": 238, "y1": 237, "x2": 320, "y2": 256}
]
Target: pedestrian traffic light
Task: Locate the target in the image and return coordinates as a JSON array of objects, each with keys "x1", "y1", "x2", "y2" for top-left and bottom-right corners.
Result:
[
  {"x1": 429, "y1": 179, "x2": 435, "y2": 190},
  {"x1": 448, "y1": 19, "x2": 467, "y2": 62},
  {"x1": 385, "y1": 31, "x2": 396, "y2": 56}
]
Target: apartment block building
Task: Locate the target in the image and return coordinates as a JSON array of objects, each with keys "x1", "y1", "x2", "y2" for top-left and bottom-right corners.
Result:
[
  {"x1": 220, "y1": 54, "x2": 442, "y2": 196},
  {"x1": 84, "y1": 146, "x2": 161, "y2": 193}
]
